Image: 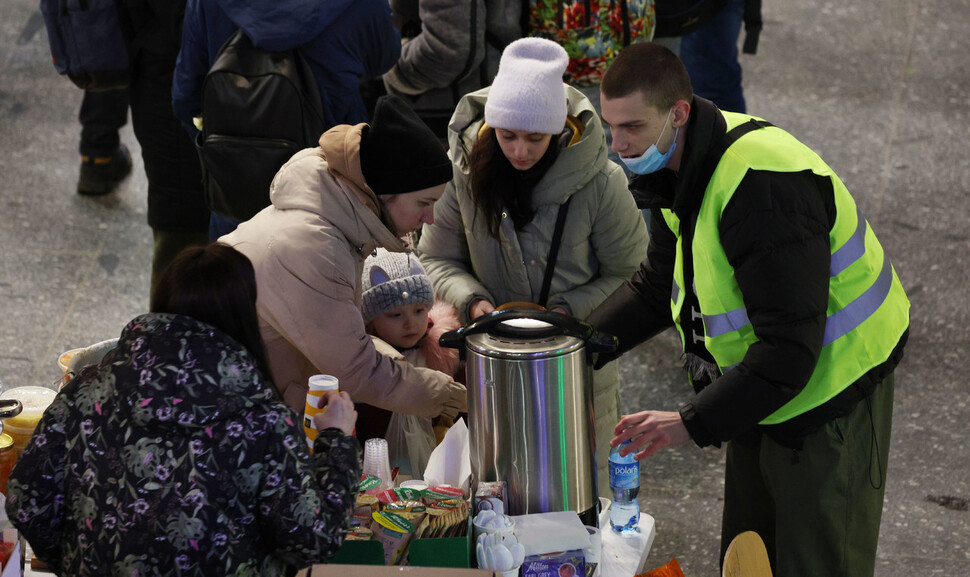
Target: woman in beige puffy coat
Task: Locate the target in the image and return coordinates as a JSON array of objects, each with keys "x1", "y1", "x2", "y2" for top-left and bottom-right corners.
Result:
[
  {"x1": 222, "y1": 95, "x2": 466, "y2": 424},
  {"x1": 416, "y1": 39, "x2": 648, "y2": 495}
]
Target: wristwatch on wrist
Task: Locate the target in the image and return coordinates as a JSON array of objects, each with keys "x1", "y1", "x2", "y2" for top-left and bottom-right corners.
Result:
[{"x1": 679, "y1": 401, "x2": 714, "y2": 448}]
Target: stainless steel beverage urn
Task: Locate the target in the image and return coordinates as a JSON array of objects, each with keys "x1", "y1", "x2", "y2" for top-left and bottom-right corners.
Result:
[{"x1": 440, "y1": 310, "x2": 617, "y2": 527}]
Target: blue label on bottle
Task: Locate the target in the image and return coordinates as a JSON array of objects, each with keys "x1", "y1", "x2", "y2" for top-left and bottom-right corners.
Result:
[{"x1": 609, "y1": 460, "x2": 640, "y2": 489}]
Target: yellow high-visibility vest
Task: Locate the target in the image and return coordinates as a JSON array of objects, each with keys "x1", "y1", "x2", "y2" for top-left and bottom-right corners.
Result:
[{"x1": 662, "y1": 112, "x2": 909, "y2": 424}]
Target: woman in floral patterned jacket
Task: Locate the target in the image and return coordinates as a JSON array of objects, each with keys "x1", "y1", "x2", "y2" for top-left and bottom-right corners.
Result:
[{"x1": 5, "y1": 244, "x2": 361, "y2": 576}]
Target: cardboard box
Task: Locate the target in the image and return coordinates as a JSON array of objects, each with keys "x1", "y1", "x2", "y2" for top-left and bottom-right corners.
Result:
[{"x1": 297, "y1": 567, "x2": 494, "y2": 577}]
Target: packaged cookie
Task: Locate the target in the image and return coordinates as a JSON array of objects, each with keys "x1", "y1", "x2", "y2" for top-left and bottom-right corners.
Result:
[{"x1": 421, "y1": 485, "x2": 464, "y2": 505}]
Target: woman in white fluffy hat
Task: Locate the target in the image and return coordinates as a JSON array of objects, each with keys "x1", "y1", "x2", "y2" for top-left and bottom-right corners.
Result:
[{"x1": 416, "y1": 37, "x2": 648, "y2": 495}]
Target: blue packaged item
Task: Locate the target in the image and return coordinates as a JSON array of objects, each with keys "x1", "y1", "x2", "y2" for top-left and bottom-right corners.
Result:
[{"x1": 521, "y1": 549, "x2": 585, "y2": 577}]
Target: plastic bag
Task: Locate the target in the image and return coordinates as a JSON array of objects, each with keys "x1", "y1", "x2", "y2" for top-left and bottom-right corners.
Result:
[
  {"x1": 386, "y1": 412, "x2": 436, "y2": 478},
  {"x1": 635, "y1": 558, "x2": 685, "y2": 577}
]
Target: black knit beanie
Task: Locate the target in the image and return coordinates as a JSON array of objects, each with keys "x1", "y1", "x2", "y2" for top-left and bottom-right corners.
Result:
[{"x1": 359, "y1": 95, "x2": 453, "y2": 195}]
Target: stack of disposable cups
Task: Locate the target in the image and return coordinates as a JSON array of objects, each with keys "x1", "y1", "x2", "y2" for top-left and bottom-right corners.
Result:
[
  {"x1": 362, "y1": 438, "x2": 394, "y2": 494},
  {"x1": 303, "y1": 375, "x2": 339, "y2": 451}
]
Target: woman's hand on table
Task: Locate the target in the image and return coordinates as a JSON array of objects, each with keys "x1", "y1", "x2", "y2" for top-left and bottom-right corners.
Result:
[
  {"x1": 610, "y1": 410, "x2": 690, "y2": 460},
  {"x1": 313, "y1": 390, "x2": 357, "y2": 436}
]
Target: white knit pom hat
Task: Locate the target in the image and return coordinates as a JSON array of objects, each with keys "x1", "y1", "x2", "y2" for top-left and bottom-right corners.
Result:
[
  {"x1": 485, "y1": 37, "x2": 569, "y2": 134},
  {"x1": 361, "y1": 249, "x2": 434, "y2": 323}
]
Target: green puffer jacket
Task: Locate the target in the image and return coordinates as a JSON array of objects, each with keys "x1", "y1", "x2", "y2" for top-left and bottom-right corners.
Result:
[{"x1": 417, "y1": 84, "x2": 648, "y2": 494}]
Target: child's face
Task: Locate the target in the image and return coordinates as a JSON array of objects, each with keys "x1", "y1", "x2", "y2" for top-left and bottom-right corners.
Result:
[{"x1": 371, "y1": 303, "x2": 431, "y2": 350}]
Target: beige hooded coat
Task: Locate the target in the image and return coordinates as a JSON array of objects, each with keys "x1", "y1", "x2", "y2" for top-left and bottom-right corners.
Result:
[{"x1": 222, "y1": 125, "x2": 466, "y2": 419}]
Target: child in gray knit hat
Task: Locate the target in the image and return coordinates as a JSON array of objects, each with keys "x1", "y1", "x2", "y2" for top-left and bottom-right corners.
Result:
[{"x1": 361, "y1": 248, "x2": 461, "y2": 476}]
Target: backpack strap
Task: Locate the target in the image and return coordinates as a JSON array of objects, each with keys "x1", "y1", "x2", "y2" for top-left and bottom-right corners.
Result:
[
  {"x1": 695, "y1": 118, "x2": 774, "y2": 193},
  {"x1": 721, "y1": 118, "x2": 772, "y2": 153}
]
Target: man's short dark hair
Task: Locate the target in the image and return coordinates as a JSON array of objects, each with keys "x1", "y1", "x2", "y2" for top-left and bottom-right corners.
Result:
[{"x1": 601, "y1": 42, "x2": 693, "y2": 110}]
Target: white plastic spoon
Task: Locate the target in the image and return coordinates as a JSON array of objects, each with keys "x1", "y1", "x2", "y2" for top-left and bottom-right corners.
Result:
[
  {"x1": 475, "y1": 509, "x2": 497, "y2": 524},
  {"x1": 510, "y1": 542, "x2": 525, "y2": 568},
  {"x1": 490, "y1": 544, "x2": 514, "y2": 571},
  {"x1": 476, "y1": 542, "x2": 486, "y2": 568}
]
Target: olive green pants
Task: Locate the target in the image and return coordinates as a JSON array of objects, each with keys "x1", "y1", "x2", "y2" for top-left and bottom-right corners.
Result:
[{"x1": 720, "y1": 374, "x2": 894, "y2": 577}]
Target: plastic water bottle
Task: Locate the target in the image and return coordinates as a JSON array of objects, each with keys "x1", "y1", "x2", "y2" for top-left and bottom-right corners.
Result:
[{"x1": 608, "y1": 440, "x2": 640, "y2": 535}]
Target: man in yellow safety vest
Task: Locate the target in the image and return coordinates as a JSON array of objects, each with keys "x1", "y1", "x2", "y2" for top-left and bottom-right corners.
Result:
[{"x1": 588, "y1": 42, "x2": 909, "y2": 577}]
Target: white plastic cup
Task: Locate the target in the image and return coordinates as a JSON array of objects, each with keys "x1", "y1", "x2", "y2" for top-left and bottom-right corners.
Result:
[
  {"x1": 473, "y1": 512, "x2": 515, "y2": 543},
  {"x1": 399, "y1": 479, "x2": 429, "y2": 492},
  {"x1": 584, "y1": 525, "x2": 602, "y2": 565},
  {"x1": 362, "y1": 438, "x2": 394, "y2": 492},
  {"x1": 57, "y1": 348, "x2": 84, "y2": 374},
  {"x1": 598, "y1": 497, "x2": 611, "y2": 529},
  {"x1": 308, "y1": 374, "x2": 339, "y2": 394}
]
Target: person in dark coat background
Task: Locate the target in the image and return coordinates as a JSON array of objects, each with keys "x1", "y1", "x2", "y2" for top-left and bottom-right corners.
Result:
[
  {"x1": 171, "y1": 0, "x2": 401, "y2": 238},
  {"x1": 101, "y1": 0, "x2": 214, "y2": 296},
  {"x1": 374, "y1": 0, "x2": 524, "y2": 139},
  {"x1": 173, "y1": 0, "x2": 400, "y2": 134}
]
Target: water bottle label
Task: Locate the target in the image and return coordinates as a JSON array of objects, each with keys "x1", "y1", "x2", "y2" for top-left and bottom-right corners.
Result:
[{"x1": 609, "y1": 460, "x2": 640, "y2": 489}]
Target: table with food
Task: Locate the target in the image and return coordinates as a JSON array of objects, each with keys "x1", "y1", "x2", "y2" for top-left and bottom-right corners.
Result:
[{"x1": 0, "y1": 311, "x2": 655, "y2": 577}]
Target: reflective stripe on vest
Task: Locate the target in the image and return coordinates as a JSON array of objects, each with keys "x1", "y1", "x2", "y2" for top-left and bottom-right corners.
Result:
[{"x1": 663, "y1": 111, "x2": 909, "y2": 424}]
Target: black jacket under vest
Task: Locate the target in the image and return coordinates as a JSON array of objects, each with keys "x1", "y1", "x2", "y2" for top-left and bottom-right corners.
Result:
[{"x1": 588, "y1": 97, "x2": 905, "y2": 449}]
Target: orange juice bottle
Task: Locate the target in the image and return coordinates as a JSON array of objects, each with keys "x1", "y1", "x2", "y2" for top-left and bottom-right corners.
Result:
[{"x1": 0, "y1": 433, "x2": 16, "y2": 496}]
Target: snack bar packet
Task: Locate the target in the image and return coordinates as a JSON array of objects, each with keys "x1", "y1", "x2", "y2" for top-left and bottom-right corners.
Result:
[
  {"x1": 352, "y1": 493, "x2": 380, "y2": 528},
  {"x1": 377, "y1": 487, "x2": 423, "y2": 506},
  {"x1": 421, "y1": 485, "x2": 464, "y2": 505},
  {"x1": 345, "y1": 527, "x2": 372, "y2": 541}
]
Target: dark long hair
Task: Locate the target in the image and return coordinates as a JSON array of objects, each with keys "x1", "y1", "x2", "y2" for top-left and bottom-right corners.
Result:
[
  {"x1": 150, "y1": 243, "x2": 271, "y2": 378},
  {"x1": 469, "y1": 127, "x2": 560, "y2": 239}
]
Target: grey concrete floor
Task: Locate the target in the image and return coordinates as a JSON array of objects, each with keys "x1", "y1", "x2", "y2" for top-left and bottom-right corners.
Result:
[{"x1": 1, "y1": 0, "x2": 968, "y2": 575}]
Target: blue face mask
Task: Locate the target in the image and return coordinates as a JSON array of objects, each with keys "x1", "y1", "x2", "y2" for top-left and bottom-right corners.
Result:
[{"x1": 620, "y1": 108, "x2": 679, "y2": 175}]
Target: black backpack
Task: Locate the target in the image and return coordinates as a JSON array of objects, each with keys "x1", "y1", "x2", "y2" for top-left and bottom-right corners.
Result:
[
  {"x1": 196, "y1": 29, "x2": 326, "y2": 221},
  {"x1": 40, "y1": 0, "x2": 131, "y2": 90}
]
